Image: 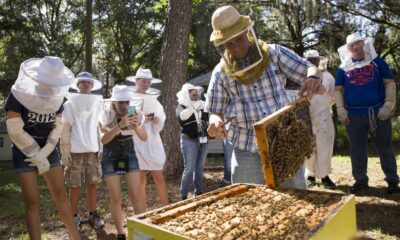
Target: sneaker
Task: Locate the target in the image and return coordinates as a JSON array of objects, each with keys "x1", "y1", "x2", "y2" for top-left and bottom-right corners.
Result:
[
  {"x1": 350, "y1": 182, "x2": 368, "y2": 193},
  {"x1": 116, "y1": 234, "x2": 126, "y2": 240},
  {"x1": 321, "y1": 176, "x2": 336, "y2": 189},
  {"x1": 89, "y1": 212, "x2": 105, "y2": 229},
  {"x1": 387, "y1": 182, "x2": 399, "y2": 194},
  {"x1": 307, "y1": 176, "x2": 316, "y2": 187},
  {"x1": 73, "y1": 213, "x2": 81, "y2": 230}
]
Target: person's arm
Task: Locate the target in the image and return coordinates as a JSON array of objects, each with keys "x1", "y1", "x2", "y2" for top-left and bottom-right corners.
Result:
[
  {"x1": 273, "y1": 45, "x2": 324, "y2": 99},
  {"x1": 60, "y1": 122, "x2": 73, "y2": 167},
  {"x1": 22, "y1": 113, "x2": 64, "y2": 174},
  {"x1": 299, "y1": 66, "x2": 325, "y2": 99},
  {"x1": 132, "y1": 113, "x2": 147, "y2": 141},
  {"x1": 334, "y1": 86, "x2": 350, "y2": 125},
  {"x1": 377, "y1": 58, "x2": 396, "y2": 120},
  {"x1": 6, "y1": 111, "x2": 41, "y2": 158},
  {"x1": 177, "y1": 104, "x2": 195, "y2": 121},
  {"x1": 101, "y1": 118, "x2": 125, "y2": 145},
  {"x1": 378, "y1": 79, "x2": 396, "y2": 120},
  {"x1": 151, "y1": 102, "x2": 166, "y2": 133}
]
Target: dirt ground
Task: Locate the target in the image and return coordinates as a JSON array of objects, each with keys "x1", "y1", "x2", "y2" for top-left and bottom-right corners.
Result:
[{"x1": 1, "y1": 154, "x2": 399, "y2": 240}]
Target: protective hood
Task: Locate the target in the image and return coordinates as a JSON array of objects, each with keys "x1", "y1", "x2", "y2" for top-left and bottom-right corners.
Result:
[{"x1": 338, "y1": 37, "x2": 377, "y2": 72}]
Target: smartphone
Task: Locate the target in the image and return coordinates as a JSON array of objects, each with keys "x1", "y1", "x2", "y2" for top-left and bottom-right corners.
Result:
[
  {"x1": 146, "y1": 113, "x2": 155, "y2": 120},
  {"x1": 127, "y1": 105, "x2": 136, "y2": 116}
]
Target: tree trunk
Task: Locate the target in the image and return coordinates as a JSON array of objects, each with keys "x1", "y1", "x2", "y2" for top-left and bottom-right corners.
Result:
[
  {"x1": 85, "y1": 0, "x2": 93, "y2": 72},
  {"x1": 159, "y1": 0, "x2": 193, "y2": 177}
]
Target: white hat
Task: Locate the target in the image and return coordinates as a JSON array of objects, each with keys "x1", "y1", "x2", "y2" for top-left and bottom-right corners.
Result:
[
  {"x1": 11, "y1": 56, "x2": 74, "y2": 114},
  {"x1": 346, "y1": 32, "x2": 366, "y2": 45},
  {"x1": 70, "y1": 72, "x2": 102, "y2": 91},
  {"x1": 126, "y1": 68, "x2": 162, "y2": 84},
  {"x1": 337, "y1": 33, "x2": 376, "y2": 71},
  {"x1": 21, "y1": 56, "x2": 74, "y2": 87},
  {"x1": 304, "y1": 50, "x2": 327, "y2": 60},
  {"x1": 210, "y1": 5, "x2": 253, "y2": 45},
  {"x1": 105, "y1": 85, "x2": 135, "y2": 101}
]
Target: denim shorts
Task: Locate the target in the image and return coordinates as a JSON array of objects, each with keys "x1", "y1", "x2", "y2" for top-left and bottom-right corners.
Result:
[
  {"x1": 101, "y1": 138, "x2": 140, "y2": 177},
  {"x1": 12, "y1": 137, "x2": 61, "y2": 173}
]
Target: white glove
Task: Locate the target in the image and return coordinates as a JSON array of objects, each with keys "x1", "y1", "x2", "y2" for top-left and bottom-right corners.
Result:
[
  {"x1": 334, "y1": 89, "x2": 349, "y2": 124},
  {"x1": 25, "y1": 151, "x2": 50, "y2": 175},
  {"x1": 337, "y1": 107, "x2": 349, "y2": 123},
  {"x1": 378, "y1": 81, "x2": 396, "y2": 121},
  {"x1": 180, "y1": 108, "x2": 195, "y2": 121},
  {"x1": 191, "y1": 101, "x2": 204, "y2": 110}
]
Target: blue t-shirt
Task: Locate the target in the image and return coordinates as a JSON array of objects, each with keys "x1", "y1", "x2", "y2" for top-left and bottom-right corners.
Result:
[
  {"x1": 335, "y1": 57, "x2": 394, "y2": 116},
  {"x1": 4, "y1": 93, "x2": 63, "y2": 140}
]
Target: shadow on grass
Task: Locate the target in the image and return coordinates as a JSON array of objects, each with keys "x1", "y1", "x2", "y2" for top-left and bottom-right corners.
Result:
[
  {"x1": 334, "y1": 184, "x2": 400, "y2": 201},
  {"x1": 333, "y1": 184, "x2": 400, "y2": 238},
  {"x1": 356, "y1": 201, "x2": 400, "y2": 238},
  {"x1": 81, "y1": 228, "x2": 118, "y2": 240}
]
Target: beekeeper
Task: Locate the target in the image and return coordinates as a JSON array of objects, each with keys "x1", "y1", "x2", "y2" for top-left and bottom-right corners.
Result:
[
  {"x1": 205, "y1": 5, "x2": 324, "y2": 189},
  {"x1": 4, "y1": 56, "x2": 80, "y2": 239},
  {"x1": 303, "y1": 50, "x2": 336, "y2": 189},
  {"x1": 126, "y1": 68, "x2": 169, "y2": 206},
  {"x1": 335, "y1": 32, "x2": 399, "y2": 194},
  {"x1": 176, "y1": 83, "x2": 210, "y2": 199}
]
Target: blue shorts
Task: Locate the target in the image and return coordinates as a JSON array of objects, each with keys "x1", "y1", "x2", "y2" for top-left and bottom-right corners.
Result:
[
  {"x1": 12, "y1": 137, "x2": 61, "y2": 173},
  {"x1": 101, "y1": 138, "x2": 140, "y2": 177}
]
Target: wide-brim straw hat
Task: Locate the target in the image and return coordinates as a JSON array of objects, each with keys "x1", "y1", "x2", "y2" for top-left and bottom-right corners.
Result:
[
  {"x1": 70, "y1": 72, "x2": 102, "y2": 91},
  {"x1": 126, "y1": 68, "x2": 162, "y2": 84},
  {"x1": 210, "y1": 5, "x2": 253, "y2": 46}
]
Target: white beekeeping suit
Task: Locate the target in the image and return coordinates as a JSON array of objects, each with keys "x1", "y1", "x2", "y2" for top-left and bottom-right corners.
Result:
[{"x1": 304, "y1": 50, "x2": 335, "y2": 180}]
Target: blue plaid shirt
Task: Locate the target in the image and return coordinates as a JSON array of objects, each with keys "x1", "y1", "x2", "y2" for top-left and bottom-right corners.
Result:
[{"x1": 205, "y1": 44, "x2": 312, "y2": 153}]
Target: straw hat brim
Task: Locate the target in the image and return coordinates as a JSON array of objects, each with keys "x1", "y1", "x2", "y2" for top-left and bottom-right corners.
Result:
[{"x1": 210, "y1": 15, "x2": 252, "y2": 45}]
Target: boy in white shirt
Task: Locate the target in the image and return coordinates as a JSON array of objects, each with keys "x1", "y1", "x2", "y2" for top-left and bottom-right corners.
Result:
[{"x1": 60, "y1": 72, "x2": 105, "y2": 229}]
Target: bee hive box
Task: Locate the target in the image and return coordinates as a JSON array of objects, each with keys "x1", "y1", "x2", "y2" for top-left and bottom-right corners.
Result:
[
  {"x1": 128, "y1": 184, "x2": 356, "y2": 240},
  {"x1": 253, "y1": 98, "x2": 315, "y2": 188}
]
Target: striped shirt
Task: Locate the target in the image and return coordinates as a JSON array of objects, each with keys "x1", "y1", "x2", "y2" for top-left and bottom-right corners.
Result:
[{"x1": 205, "y1": 44, "x2": 312, "y2": 153}]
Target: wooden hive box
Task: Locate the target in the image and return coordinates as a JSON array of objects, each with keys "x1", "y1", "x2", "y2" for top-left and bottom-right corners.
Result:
[{"x1": 127, "y1": 184, "x2": 356, "y2": 240}]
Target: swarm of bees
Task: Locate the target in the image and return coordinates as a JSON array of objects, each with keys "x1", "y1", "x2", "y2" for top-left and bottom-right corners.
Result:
[
  {"x1": 266, "y1": 100, "x2": 315, "y2": 185},
  {"x1": 157, "y1": 186, "x2": 340, "y2": 240}
]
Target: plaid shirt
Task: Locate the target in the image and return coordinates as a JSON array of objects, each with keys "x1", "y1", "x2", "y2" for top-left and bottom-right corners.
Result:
[{"x1": 205, "y1": 44, "x2": 312, "y2": 153}]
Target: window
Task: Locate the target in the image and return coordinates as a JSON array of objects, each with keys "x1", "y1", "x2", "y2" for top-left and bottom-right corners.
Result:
[{"x1": 0, "y1": 137, "x2": 3, "y2": 148}]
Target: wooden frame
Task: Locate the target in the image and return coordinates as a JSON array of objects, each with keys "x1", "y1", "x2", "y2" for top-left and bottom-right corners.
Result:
[{"x1": 253, "y1": 98, "x2": 310, "y2": 188}]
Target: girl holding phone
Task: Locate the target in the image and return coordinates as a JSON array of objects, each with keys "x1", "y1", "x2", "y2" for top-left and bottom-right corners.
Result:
[{"x1": 100, "y1": 85, "x2": 147, "y2": 240}]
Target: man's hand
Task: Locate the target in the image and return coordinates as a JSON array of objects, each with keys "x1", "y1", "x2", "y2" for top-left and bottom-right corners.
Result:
[
  {"x1": 299, "y1": 77, "x2": 325, "y2": 99},
  {"x1": 207, "y1": 114, "x2": 228, "y2": 139}
]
